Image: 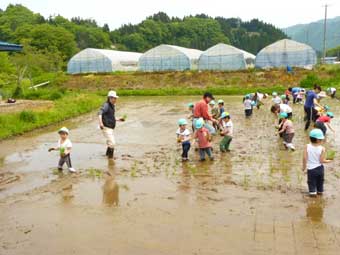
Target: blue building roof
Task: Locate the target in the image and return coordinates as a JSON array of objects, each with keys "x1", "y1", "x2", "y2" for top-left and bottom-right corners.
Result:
[{"x1": 0, "y1": 41, "x2": 23, "y2": 52}]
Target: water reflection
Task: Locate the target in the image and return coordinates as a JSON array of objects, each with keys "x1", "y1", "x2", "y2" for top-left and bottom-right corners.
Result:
[
  {"x1": 306, "y1": 198, "x2": 325, "y2": 222},
  {"x1": 102, "y1": 171, "x2": 119, "y2": 206}
]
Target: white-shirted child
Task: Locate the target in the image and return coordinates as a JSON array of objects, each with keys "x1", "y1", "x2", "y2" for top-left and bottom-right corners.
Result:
[
  {"x1": 176, "y1": 119, "x2": 191, "y2": 161},
  {"x1": 48, "y1": 127, "x2": 76, "y2": 173},
  {"x1": 303, "y1": 129, "x2": 332, "y2": 196}
]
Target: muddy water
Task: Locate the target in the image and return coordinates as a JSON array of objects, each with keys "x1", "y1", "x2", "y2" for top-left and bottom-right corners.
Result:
[{"x1": 1, "y1": 96, "x2": 340, "y2": 254}]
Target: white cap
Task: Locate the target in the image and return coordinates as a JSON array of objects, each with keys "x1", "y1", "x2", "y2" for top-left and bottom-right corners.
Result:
[
  {"x1": 58, "y1": 127, "x2": 69, "y2": 134},
  {"x1": 108, "y1": 90, "x2": 119, "y2": 98}
]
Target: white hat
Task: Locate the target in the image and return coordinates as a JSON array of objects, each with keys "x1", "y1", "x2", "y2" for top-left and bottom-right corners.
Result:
[
  {"x1": 58, "y1": 127, "x2": 69, "y2": 134},
  {"x1": 107, "y1": 90, "x2": 119, "y2": 98}
]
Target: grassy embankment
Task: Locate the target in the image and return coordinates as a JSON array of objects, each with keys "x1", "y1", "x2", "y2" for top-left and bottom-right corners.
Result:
[{"x1": 1, "y1": 66, "x2": 339, "y2": 140}]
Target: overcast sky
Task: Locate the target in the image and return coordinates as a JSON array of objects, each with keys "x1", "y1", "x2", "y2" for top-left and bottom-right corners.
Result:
[{"x1": 1, "y1": 0, "x2": 338, "y2": 29}]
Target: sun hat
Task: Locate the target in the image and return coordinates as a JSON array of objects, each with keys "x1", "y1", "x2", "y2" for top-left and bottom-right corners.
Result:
[
  {"x1": 107, "y1": 90, "x2": 119, "y2": 98},
  {"x1": 195, "y1": 118, "x2": 204, "y2": 129},
  {"x1": 272, "y1": 92, "x2": 278, "y2": 96},
  {"x1": 326, "y1": 112, "x2": 334, "y2": 118},
  {"x1": 279, "y1": 112, "x2": 288, "y2": 119},
  {"x1": 187, "y1": 102, "x2": 194, "y2": 108},
  {"x1": 245, "y1": 94, "x2": 250, "y2": 99},
  {"x1": 209, "y1": 100, "x2": 216, "y2": 105},
  {"x1": 219, "y1": 112, "x2": 230, "y2": 119},
  {"x1": 280, "y1": 95, "x2": 286, "y2": 100},
  {"x1": 178, "y1": 118, "x2": 188, "y2": 126},
  {"x1": 217, "y1": 99, "x2": 224, "y2": 104},
  {"x1": 58, "y1": 127, "x2": 69, "y2": 134},
  {"x1": 310, "y1": 129, "x2": 325, "y2": 140}
]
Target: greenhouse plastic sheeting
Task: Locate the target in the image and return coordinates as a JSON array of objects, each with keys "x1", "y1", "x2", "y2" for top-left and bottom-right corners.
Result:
[
  {"x1": 139, "y1": 44, "x2": 202, "y2": 71},
  {"x1": 67, "y1": 48, "x2": 142, "y2": 74},
  {"x1": 255, "y1": 39, "x2": 317, "y2": 69},
  {"x1": 198, "y1": 43, "x2": 255, "y2": 70}
]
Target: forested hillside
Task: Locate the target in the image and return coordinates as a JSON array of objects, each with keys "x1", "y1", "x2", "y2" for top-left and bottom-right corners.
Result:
[{"x1": 110, "y1": 13, "x2": 287, "y2": 54}]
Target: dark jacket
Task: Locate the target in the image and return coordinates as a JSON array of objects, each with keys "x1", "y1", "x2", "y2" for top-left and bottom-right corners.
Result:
[{"x1": 99, "y1": 102, "x2": 116, "y2": 129}]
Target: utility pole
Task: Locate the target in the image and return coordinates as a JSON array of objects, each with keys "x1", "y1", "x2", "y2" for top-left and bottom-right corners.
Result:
[{"x1": 322, "y1": 4, "x2": 328, "y2": 63}]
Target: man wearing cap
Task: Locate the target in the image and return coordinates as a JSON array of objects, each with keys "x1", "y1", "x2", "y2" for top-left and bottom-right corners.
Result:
[
  {"x1": 193, "y1": 92, "x2": 218, "y2": 134},
  {"x1": 98, "y1": 91, "x2": 124, "y2": 159},
  {"x1": 304, "y1": 85, "x2": 322, "y2": 130}
]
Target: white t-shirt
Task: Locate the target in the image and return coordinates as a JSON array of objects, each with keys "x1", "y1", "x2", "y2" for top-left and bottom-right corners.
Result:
[
  {"x1": 272, "y1": 97, "x2": 282, "y2": 105},
  {"x1": 244, "y1": 99, "x2": 252, "y2": 110},
  {"x1": 223, "y1": 120, "x2": 233, "y2": 137},
  {"x1": 176, "y1": 128, "x2": 190, "y2": 142},
  {"x1": 279, "y1": 104, "x2": 292, "y2": 114},
  {"x1": 58, "y1": 138, "x2": 72, "y2": 151},
  {"x1": 257, "y1": 93, "x2": 264, "y2": 101},
  {"x1": 307, "y1": 144, "x2": 323, "y2": 170}
]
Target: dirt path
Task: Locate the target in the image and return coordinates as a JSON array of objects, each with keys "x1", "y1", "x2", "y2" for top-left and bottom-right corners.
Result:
[
  {"x1": 1, "y1": 96, "x2": 340, "y2": 254},
  {"x1": 0, "y1": 100, "x2": 53, "y2": 113}
]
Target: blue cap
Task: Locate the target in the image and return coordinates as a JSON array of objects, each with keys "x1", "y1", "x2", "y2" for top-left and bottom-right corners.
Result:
[
  {"x1": 195, "y1": 118, "x2": 204, "y2": 129},
  {"x1": 279, "y1": 112, "x2": 288, "y2": 119},
  {"x1": 310, "y1": 129, "x2": 325, "y2": 140},
  {"x1": 326, "y1": 112, "x2": 334, "y2": 118},
  {"x1": 178, "y1": 118, "x2": 188, "y2": 126},
  {"x1": 219, "y1": 112, "x2": 230, "y2": 119}
]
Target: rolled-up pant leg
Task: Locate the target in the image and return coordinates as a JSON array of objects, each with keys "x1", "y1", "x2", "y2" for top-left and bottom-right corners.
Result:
[
  {"x1": 102, "y1": 127, "x2": 115, "y2": 149},
  {"x1": 58, "y1": 154, "x2": 72, "y2": 169}
]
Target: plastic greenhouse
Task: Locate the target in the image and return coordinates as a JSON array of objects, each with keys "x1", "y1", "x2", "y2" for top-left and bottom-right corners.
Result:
[
  {"x1": 67, "y1": 48, "x2": 142, "y2": 74},
  {"x1": 198, "y1": 43, "x2": 255, "y2": 71},
  {"x1": 255, "y1": 39, "x2": 317, "y2": 69},
  {"x1": 138, "y1": 44, "x2": 202, "y2": 71}
]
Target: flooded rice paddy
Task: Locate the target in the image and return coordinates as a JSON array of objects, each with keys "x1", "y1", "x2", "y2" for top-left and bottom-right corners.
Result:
[{"x1": 1, "y1": 96, "x2": 340, "y2": 254}]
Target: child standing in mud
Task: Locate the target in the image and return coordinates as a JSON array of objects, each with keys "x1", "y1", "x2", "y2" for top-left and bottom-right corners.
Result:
[
  {"x1": 303, "y1": 129, "x2": 332, "y2": 197},
  {"x1": 187, "y1": 102, "x2": 195, "y2": 131},
  {"x1": 48, "y1": 127, "x2": 76, "y2": 173},
  {"x1": 193, "y1": 119, "x2": 214, "y2": 161},
  {"x1": 243, "y1": 94, "x2": 253, "y2": 117},
  {"x1": 219, "y1": 112, "x2": 233, "y2": 152},
  {"x1": 272, "y1": 92, "x2": 282, "y2": 105},
  {"x1": 217, "y1": 100, "x2": 225, "y2": 115},
  {"x1": 176, "y1": 119, "x2": 191, "y2": 161},
  {"x1": 277, "y1": 113, "x2": 295, "y2": 151}
]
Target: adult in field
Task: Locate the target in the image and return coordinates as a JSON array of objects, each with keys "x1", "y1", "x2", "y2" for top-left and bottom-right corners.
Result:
[
  {"x1": 98, "y1": 91, "x2": 125, "y2": 159},
  {"x1": 193, "y1": 92, "x2": 218, "y2": 135},
  {"x1": 304, "y1": 85, "x2": 322, "y2": 130}
]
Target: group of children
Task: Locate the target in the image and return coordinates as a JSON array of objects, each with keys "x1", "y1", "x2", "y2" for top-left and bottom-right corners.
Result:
[
  {"x1": 177, "y1": 85, "x2": 337, "y2": 197},
  {"x1": 47, "y1": 85, "x2": 337, "y2": 197},
  {"x1": 177, "y1": 100, "x2": 233, "y2": 161},
  {"x1": 269, "y1": 87, "x2": 337, "y2": 196}
]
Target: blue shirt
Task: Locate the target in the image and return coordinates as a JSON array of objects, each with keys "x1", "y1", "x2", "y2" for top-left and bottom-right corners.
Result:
[
  {"x1": 305, "y1": 90, "x2": 317, "y2": 108},
  {"x1": 292, "y1": 87, "x2": 301, "y2": 94}
]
